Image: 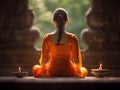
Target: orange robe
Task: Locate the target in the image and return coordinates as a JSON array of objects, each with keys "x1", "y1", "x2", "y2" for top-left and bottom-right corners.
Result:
[{"x1": 32, "y1": 33, "x2": 88, "y2": 77}]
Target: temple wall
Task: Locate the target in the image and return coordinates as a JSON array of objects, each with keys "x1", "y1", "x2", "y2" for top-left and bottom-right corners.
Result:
[
  {"x1": 0, "y1": 0, "x2": 41, "y2": 76},
  {"x1": 81, "y1": 0, "x2": 120, "y2": 77}
]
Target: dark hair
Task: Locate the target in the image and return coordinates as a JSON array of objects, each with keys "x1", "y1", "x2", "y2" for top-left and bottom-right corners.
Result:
[{"x1": 53, "y1": 8, "x2": 68, "y2": 45}]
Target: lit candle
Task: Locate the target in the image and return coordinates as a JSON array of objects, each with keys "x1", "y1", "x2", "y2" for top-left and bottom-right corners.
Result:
[
  {"x1": 12, "y1": 66, "x2": 28, "y2": 78},
  {"x1": 91, "y1": 63, "x2": 109, "y2": 77},
  {"x1": 98, "y1": 63, "x2": 102, "y2": 70},
  {"x1": 18, "y1": 66, "x2": 21, "y2": 72}
]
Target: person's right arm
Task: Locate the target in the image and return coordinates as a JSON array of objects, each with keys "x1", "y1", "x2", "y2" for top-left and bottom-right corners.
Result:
[{"x1": 71, "y1": 34, "x2": 82, "y2": 67}]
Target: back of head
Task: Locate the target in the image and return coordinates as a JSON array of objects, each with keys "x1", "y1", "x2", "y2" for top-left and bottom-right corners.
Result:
[
  {"x1": 53, "y1": 8, "x2": 68, "y2": 45},
  {"x1": 53, "y1": 8, "x2": 68, "y2": 27}
]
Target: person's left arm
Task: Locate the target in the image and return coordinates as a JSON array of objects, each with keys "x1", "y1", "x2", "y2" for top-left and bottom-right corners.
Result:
[{"x1": 39, "y1": 34, "x2": 50, "y2": 65}]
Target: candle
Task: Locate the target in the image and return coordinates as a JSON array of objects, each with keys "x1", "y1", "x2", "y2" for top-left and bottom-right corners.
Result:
[
  {"x1": 99, "y1": 63, "x2": 102, "y2": 70},
  {"x1": 91, "y1": 63, "x2": 109, "y2": 77},
  {"x1": 18, "y1": 66, "x2": 21, "y2": 72},
  {"x1": 12, "y1": 66, "x2": 28, "y2": 78}
]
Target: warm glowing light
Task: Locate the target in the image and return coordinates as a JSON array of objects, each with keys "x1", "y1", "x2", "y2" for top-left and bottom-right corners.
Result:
[
  {"x1": 99, "y1": 64, "x2": 102, "y2": 70},
  {"x1": 18, "y1": 67, "x2": 21, "y2": 72}
]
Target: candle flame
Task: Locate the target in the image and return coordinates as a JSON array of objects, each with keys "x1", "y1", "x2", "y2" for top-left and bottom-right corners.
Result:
[
  {"x1": 18, "y1": 66, "x2": 21, "y2": 72},
  {"x1": 99, "y1": 64, "x2": 102, "y2": 70}
]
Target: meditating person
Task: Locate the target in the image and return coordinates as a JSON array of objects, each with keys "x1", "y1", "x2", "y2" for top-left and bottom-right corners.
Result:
[{"x1": 32, "y1": 7, "x2": 88, "y2": 78}]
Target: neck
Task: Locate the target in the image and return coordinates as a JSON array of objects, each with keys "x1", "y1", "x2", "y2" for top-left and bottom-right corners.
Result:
[{"x1": 56, "y1": 25, "x2": 65, "y2": 32}]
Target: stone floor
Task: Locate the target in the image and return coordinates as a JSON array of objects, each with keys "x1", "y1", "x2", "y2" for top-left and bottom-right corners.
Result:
[{"x1": 0, "y1": 76, "x2": 120, "y2": 90}]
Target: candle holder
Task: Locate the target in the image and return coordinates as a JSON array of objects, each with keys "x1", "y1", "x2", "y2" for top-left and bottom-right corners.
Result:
[
  {"x1": 91, "y1": 64, "x2": 109, "y2": 77},
  {"x1": 12, "y1": 71, "x2": 28, "y2": 78},
  {"x1": 12, "y1": 66, "x2": 28, "y2": 78}
]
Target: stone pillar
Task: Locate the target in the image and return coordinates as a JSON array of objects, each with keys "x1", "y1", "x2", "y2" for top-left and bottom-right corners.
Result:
[
  {"x1": 0, "y1": 0, "x2": 41, "y2": 76},
  {"x1": 81, "y1": 0, "x2": 120, "y2": 76}
]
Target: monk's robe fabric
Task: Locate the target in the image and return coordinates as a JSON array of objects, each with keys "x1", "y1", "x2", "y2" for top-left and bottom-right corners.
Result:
[{"x1": 32, "y1": 33, "x2": 88, "y2": 78}]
